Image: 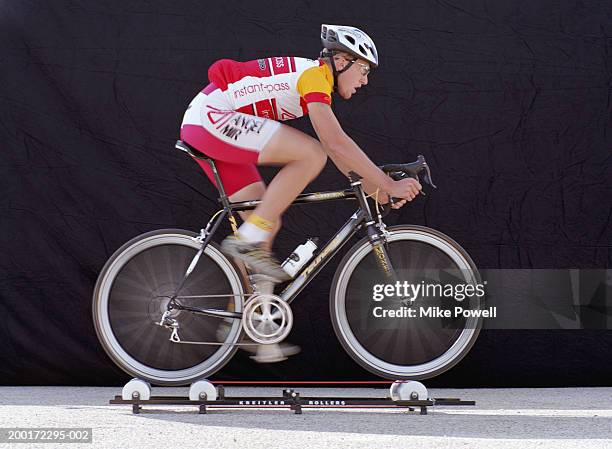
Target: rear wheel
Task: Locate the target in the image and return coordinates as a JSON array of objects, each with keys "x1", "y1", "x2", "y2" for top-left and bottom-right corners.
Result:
[
  {"x1": 93, "y1": 229, "x2": 245, "y2": 386},
  {"x1": 330, "y1": 225, "x2": 482, "y2": 379}
]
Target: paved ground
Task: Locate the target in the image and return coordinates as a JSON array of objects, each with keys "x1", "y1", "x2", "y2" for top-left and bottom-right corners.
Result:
[{"x1": 0, "y1": 387, "x2": 611, "y2": 448}]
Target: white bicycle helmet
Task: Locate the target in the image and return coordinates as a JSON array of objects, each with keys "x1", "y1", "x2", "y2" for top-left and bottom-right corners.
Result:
[{"x1": 321, "y1": 24, "x2": 379, "y2": 68}]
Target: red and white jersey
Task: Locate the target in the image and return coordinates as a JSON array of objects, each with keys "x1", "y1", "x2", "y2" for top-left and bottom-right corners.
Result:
[
  {"x1": 205, "y1": 56, "x2": 334, "y2": 121},
  {"x1": 180, "y1": 57, "x2": 335, "y2": 194}
]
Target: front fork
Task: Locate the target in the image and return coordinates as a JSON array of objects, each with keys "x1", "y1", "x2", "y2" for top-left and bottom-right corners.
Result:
[
  {"x1": 367, "y1": 224, "x2": 396, "y2": 281},
  {"x1": 348, "y1": 172, "x2": 396, "y2": 281},
  {"x1": 365, "y1": 220, "x2": 411, "y2": 304}
]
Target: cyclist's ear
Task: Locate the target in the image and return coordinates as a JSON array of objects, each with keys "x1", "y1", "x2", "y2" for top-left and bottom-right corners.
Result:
[{"x1": 332, "y1": 52, "x2": 352, "y2": 70}]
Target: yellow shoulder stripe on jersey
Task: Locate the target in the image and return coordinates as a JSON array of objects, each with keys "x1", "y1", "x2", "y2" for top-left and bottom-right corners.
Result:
[{"x1": 297, "y1": 63, "x2": 334, "y2": 105}]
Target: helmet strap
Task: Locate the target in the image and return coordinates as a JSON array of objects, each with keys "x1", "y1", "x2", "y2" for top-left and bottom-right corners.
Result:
[{"x1": 321, "y1": 49, "x2": 355, "y2": 92}]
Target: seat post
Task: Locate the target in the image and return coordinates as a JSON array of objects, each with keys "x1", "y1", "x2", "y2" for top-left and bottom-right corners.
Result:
[{"x1": 205, "y1": 158, "x2": 232, "y2": 208}]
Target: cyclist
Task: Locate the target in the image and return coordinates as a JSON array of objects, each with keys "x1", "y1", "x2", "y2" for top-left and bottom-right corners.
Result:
[{"x1": 180, "y1": 24, "x2": 422, "y2": 282}]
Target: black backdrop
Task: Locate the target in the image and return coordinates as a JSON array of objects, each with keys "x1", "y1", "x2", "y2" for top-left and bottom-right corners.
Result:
[{"x1": 1, "y1": 0, "x2": 610, "y2": 386}]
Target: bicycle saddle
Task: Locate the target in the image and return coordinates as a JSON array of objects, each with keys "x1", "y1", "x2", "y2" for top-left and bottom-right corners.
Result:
[{"x1": 175, "y1": 140, "x2": 212, "y2": 162}]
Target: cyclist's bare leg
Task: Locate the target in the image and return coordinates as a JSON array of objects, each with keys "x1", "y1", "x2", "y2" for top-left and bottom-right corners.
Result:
[
  {"x1": 223, "y1": 128, "x2": 318, "y2": 359},
  {"x1": 221, "y1": 124, "x2": 326, "y2": 282},
  {"x1": 226, "y1": 179, "x2": 301, "y2": 362},
  {"x1": 254, "y1": 124, "x2": 327, "y2": 221},
  {"x1": 228, "y1": 181, "x2": 281, "y2": 251}
]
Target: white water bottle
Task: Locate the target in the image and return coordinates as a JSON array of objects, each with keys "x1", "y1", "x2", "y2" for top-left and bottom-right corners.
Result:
[{"x1": 281, "y1": 238, "x2": 318, "y2": 278}]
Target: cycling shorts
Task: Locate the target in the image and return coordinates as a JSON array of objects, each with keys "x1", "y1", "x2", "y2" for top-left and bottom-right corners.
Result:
[{"x1": 180, "y1": 83, "x2": 281, "y2": 196}]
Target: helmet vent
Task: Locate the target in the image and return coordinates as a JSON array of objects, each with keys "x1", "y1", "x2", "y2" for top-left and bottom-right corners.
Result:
[
  {"x1": 345, "y1": 35, "x2": 355, "y2": 45},
  {"x1": 358, "y1": 44, "x2": 366, "y2": 55}
]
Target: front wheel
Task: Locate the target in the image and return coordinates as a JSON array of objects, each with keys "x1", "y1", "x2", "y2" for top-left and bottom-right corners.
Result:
[{"x1": 330, "y1": 225, "x2": 483, "y2": 379}]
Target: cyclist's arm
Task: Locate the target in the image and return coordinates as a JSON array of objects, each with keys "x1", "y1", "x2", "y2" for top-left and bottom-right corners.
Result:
[
  {"x1": 307, "y1": 102, "x2": 393, "y2": 197},
  {"x1": 324, "y1": 149, "x2": 392, "y2": 204}
]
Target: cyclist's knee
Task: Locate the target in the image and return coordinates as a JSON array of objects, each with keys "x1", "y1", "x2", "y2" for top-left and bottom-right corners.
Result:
[
  {"x1": 313, "y1": 145, "x2": 328, "y2": 170},
  {"x1": 305, "y1": 143, "x2": 327, "y2": 173}
]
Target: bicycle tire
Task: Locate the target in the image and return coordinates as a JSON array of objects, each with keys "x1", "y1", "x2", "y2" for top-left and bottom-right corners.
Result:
[
  {"x1": 330, "y1": 225, "x2": 483, "y2": 380},
  {"x1": 93, "y1": 228, "x2": 246, "y2": 386}
]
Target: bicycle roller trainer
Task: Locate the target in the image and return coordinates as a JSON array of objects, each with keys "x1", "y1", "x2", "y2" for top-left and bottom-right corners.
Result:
[{"x1": 111, "y1": 378, "x2": 475, "y2": 415}]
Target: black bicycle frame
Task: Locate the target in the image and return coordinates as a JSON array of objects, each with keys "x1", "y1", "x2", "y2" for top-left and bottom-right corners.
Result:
[{"x1": 169, "y1": 148, "x2": 397, "y2": 319}]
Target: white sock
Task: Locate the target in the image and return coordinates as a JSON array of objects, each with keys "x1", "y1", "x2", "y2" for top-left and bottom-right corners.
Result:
[{"x1": 237, "y1": 214, "x2": 273, "y2": 243}]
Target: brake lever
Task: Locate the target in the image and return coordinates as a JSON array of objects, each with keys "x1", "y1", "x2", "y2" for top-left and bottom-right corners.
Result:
[
  {"x1": 422, "y1": 163, "x2": 437, "y2": 189},
  {"x1": 400, "y1": 156, "x2": 437, "y2": 190},
  {"x1": 378, "y1": 155, "x2": 438, "y2": 213},
  {"x1": 389, "y1": 171, "x2": 427, "y2": 197}
]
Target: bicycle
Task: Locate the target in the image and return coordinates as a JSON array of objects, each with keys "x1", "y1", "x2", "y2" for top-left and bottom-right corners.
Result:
[{"x1": 93, "y1": 140, "x2": 483, "y2": 386}]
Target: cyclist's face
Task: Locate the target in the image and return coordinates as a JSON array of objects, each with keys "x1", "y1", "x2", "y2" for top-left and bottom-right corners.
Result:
[{"x1": 337, "y1": 57, "x2": 370, "y2": 100}]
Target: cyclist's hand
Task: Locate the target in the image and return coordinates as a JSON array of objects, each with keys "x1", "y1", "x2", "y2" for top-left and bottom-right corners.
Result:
[
  {"x1": 376, "y1": 191, "x2": 408, "y2": 209},
  {"x1": 388, "y1": 178, "x2": 422, "y2": 202},
  {"x1": 390, "y1": 198, "x2": 408, "y2": 209}
]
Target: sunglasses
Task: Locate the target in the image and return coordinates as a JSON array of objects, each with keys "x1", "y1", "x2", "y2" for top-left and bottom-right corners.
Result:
[
  {"x1": 347, "y1": 59, "x2": 371, "y2": 77},
  {"x1": 355, "y1": 61, "x2": 371, "y2": 77}
]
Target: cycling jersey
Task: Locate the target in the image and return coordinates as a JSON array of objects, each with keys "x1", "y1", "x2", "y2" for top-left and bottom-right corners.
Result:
[
  {"x1": 208, "y1": 57, "x2": 334, "y2": 119},
  {"x1": 180, "y1": 56, "x2": 334, "y2": 196}
]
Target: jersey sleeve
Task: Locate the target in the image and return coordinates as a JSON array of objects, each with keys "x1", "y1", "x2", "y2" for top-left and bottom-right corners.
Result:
[{"x1": 296, "y1": 67, "x2": 332, "y2": 105}]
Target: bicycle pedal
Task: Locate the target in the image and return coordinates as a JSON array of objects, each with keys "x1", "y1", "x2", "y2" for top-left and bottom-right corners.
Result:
[{"x1": 249, "y1": 342, "x2": 301, "y2": 363}]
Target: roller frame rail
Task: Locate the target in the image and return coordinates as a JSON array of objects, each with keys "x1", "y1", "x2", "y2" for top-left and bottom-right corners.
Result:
[{"x1": 110, "y1": 381, "x2": 475, "y2": 415}]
